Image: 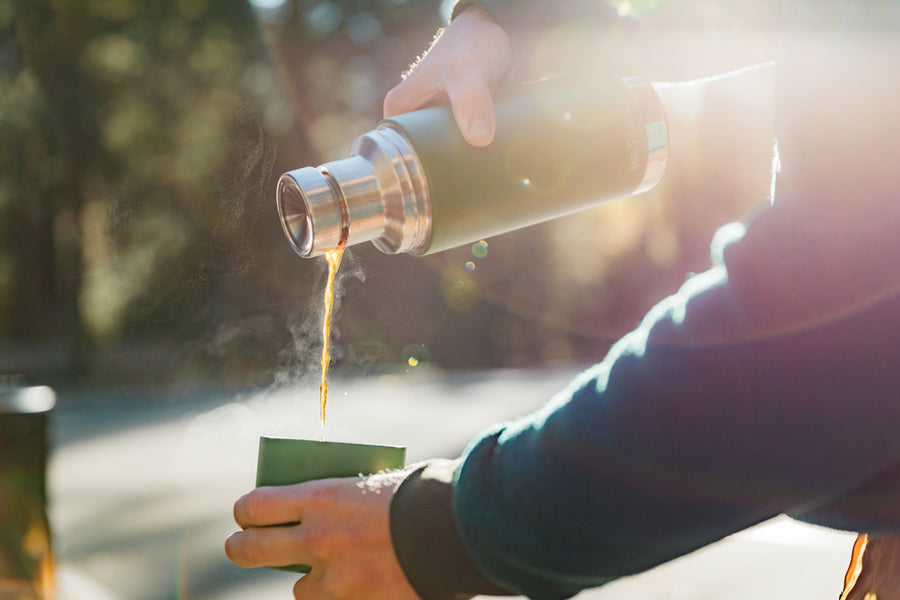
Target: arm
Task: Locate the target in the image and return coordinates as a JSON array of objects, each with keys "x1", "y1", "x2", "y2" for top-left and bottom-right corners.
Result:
[
  {"x1": 392, "y1": 196, "x2": 900, "y2": 598},
  {"x1": 385, "y1": 0, "x2": 779, "y2": 147},
  {"x1": 226, "y1": 191, "x2": 900, "y2": 600},
  {"x1": 227, "y1": 3, "x2": 900, "y2": 599}
]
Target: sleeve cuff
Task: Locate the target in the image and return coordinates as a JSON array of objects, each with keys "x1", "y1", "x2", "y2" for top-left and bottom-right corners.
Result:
[
  {"x1": 451, "y1": 0, "x2": 619, "y2": 32},
  {"x1": 390, "y1": 458, "x2": 515, "y2": 599},
  {"x1": 450, "y1": 0, "x2": 541, "y2": 31},
  {"x1": 450, "y1": 0, "x2": 477, "y2": 21}
]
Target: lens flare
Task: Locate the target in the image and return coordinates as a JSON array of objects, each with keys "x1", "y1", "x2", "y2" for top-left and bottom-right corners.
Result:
[
  {"x1": 611, "y1": 0, "x2": 662, "y2": 18},
  {"x1": 401, "y1": 343, "x2": 432, "y2": 368},
  {"x1": 471, "y1": 240, "x2": 489, "y2": 259},
  {"x1": 505, "y1": 131, "x2": 573, "y2": 196}
]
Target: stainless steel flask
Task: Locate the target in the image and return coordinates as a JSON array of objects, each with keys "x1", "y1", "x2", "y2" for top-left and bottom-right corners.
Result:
[{"x1": 277, "y1": 75, "x2": 667, "y2": 258}]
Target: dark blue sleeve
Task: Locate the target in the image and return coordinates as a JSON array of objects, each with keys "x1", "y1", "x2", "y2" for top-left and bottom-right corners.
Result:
[{"x1": 452, "y1": 199, "x2": 900, "y2": 598}]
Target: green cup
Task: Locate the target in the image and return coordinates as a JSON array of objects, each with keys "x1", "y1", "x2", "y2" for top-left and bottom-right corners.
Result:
[{"x1": 255, "y1": 436, "x2": 406, "y2": 573}]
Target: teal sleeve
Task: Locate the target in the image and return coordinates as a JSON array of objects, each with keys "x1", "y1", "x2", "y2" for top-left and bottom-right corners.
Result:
[
  {"x1": 451, "y1": 198, "x2": 900, "y2": 598},
  {"x1": 389, "y1": 2, "x2": 900, "y2": 598},
  {"x1": 391, "y1": 200, "x2": 900, "y2": 599},
  {"x1": 390, "y1": 460, "x2": 515, "y2": 599}
]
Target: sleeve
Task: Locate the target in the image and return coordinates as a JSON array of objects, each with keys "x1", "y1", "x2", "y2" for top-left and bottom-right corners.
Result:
[
  {"x1": 451, "y1": 200, "x2": 900, "y2": 598},
  {"x1": 390, "y1": 460, "x2": 516, "y2": 599},
  {"x1": 793, "y1": 463, "x2": 900, "y2": 534},
  {"x1": 392, "y1": 195, "x2": 900, "y2": 599},
  {"x1": 450, "y1": 0, "x2": 619, "y2": 31},
  {"x1": 449, "y1": 0, "x2": 781, "y2": 32}
]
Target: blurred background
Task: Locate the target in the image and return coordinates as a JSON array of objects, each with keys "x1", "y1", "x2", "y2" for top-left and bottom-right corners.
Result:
[
  {"x1": 3, "y1": 1, "x2": 859, "y2": 599},
  {"x1": 0, "y1": 0, "x2": 779, "y2": 389}
]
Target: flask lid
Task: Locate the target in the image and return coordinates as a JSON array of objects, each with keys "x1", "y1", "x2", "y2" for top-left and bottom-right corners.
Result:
[{"x1": 277, "y1": 167, "x2": 346, "y2": 257}]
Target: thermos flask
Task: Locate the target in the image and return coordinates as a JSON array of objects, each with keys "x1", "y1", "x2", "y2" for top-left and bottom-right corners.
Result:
[{"x1": 276, "y1": 75, "x2": 668, "y2": 258}]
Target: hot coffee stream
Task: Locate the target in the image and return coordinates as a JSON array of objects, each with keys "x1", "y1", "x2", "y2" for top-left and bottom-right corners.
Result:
[{"x1": 318, "y1": 246, "x2": 344, "y2": 439}]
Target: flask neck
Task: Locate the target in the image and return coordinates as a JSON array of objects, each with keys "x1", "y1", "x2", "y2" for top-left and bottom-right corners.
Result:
[{"x1": 276, "y1": 125, "x2": 431, "y2": 258}]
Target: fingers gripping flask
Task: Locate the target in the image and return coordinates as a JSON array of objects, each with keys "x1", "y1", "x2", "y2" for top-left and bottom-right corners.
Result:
[{"x1": 277, "y1": 75, "x2": 667, "y2": 258}]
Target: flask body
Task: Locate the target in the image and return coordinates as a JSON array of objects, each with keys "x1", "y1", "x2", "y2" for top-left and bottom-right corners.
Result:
[{"x1": 277, "y1": 75, "x2": 667, "y2": 258}]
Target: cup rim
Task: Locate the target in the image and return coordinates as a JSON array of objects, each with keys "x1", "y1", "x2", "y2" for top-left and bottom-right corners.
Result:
[{"x1": 258, "y1": 435, "x2": 405, "y2": 450}]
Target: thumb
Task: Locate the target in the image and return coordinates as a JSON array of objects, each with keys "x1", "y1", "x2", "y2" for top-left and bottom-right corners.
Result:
[{"x1": 445, "y1": 66, "x2": 497, "y2": 147}]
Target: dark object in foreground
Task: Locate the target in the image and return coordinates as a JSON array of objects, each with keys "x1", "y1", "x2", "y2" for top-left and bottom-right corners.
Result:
[{"x1": 0, "y1": 386, "x2": 56, "y2": 599}]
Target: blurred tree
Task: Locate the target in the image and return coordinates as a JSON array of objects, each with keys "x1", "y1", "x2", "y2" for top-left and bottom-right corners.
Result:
[
  {"x1": 1, "y1": 0, "x2": 98, "y2": 371},
  {"x1": 0, "y1": 0, "x2": 447, "y2": 384},
  {"x1": 1, "y1": 0, "x2": 286, "y2": 380}
]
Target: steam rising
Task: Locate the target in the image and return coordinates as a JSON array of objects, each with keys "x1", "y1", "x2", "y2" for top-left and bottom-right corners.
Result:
[{"x1": 275, "y1": 248, "x2": 367, "y2": 388}]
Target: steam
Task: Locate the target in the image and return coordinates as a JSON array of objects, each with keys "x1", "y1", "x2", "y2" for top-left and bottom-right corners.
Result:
[
  {"x1": 214, "y1": 107, "x2": 277, "y2": 276},
  {"x1": 274, "y1": 247, "x2": 368, "y2": 387},
  {"x1": 187, "y1": 104, "x2": 372, "y2": 400}
]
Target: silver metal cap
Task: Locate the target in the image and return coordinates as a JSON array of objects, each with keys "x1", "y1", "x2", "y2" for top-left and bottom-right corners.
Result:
[
  {"x1": 276, "y1": 126, "x2": 431, "y2": 258},
  {"x1": 276, "y1": 167, "x2": 346, "y2": 258}
]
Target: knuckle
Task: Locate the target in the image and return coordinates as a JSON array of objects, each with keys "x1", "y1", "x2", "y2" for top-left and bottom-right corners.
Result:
[
  {"x1": 383, "y1": 86, "x2": 404, "y2": 113},
  {"x1": 443, "y1": 53, "x2": 482, "y2": 85},
  {"x1": 449, "y1": 43, "x2": 496, "y2": 73},
  {"x1": 239, "y1": 486, "x2": 277, "y2": 524},
  {"x1": 302, "y1": 525, "x2": 332, "y2": 560},
  {"x1": 243, "y1": 488, "x2": 267, "y2": 517},
  {"x1": 306, "y1": 480, "x2": 339, "y2": 509},
  {"x1": 234, "y1": 490, "x2": 259, "y2": 525},
  {"x1": 242, "y1": 533, "x2": 267, "y2": 566},
  {"x1": 383, "y1": 80, "x2": 442, "y2": 117}
]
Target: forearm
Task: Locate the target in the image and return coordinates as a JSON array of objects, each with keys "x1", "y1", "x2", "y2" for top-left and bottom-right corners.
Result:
[
  {"x1": 388, "y1": 3, "x2": 900, "y2": 597},
  {"x1": 450, "y1": 197, "x2": 900, "y2": 596},
  {"x1": 392, "y1": 196, "x2": 900, "y2": 598},
  {"x1": 390, "y1": 460, "x2": 516, "y2": 599},
  {"x1": 651, "y1": 60, "x2": 776, "y2": 212}
]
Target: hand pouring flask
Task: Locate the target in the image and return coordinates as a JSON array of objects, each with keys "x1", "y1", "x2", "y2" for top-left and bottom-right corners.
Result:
[{"x1": 276, "y1": 75, "x2": 668, "y2": 258}]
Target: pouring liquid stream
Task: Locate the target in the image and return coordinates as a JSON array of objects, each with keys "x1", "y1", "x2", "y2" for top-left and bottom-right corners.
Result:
[{"x1": 318, "y1": 246, "x2": 344, "y2": 441}]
